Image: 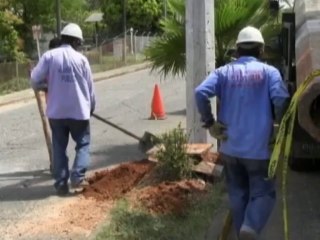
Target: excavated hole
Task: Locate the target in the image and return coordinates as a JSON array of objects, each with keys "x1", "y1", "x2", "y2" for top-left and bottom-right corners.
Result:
[{"x1": 80, "y1": 159, "x2": 209, "y2": 215}]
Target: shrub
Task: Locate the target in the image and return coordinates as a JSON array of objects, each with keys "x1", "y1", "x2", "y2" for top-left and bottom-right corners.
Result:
[
  {"x1": 156, "y1": 123, "x2": 192, "y2": 181},
  {"x1": 0, "y1": 77, "x2": 30, "y2": 95}
]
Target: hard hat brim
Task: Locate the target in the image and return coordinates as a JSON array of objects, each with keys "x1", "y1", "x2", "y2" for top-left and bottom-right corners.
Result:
[{"x1": 236, "y1": 42, "x2": 264, "y2": 49}]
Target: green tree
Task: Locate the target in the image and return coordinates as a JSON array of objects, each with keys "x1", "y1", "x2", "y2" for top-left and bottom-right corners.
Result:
[
  {"x1": 127, "y1": 0, "x2": 162, "y2": 32},
  {"x1": 0, "y1": 1, "x2": 23, "y2": 61},
  {"x1": 0, "y1": 0, "x2": 99, "y2": 59},
  {"x1": 61, "y1": 0, "x2": 95, "y2": 40},
  {"x1": 145, "y1": 0, "x2": 281, "y2": 77},
  {"x1": 100, "y1": 0, "x2": 163, "y2": 36},
  {"x1": 87, "y1": 0, "x2": 101, "y2": 10},
  {"x1": 11, "y1": 0, "x2": 95, "y2": 56}
]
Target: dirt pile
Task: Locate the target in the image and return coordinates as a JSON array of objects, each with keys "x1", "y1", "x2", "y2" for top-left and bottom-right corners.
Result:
[
  {"x1": 83, "y1": 159, "x2": 210, "y2": 215},
  {"x1": 132, "y1": 180, "x2": 207, "y2": 215},
  {"x1": 83, "y1": 160, "x2": 155, "y2": 201}
]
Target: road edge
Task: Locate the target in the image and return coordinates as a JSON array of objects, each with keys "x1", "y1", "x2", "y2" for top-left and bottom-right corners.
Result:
[{"x1": 0, "y1": 61, "x2": 151, "y2": 108}]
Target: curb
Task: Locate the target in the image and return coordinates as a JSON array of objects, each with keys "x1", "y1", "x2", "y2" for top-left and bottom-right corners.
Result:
[
  {"x1": 204, "y1": 192, "x2": 234, "y2": 240},
  {"x1": 0, "y1": 62, "x2": 151, "y2": 108},
  {"x1": 94, "y1": 62, "x2": 151, "y2": 82}
]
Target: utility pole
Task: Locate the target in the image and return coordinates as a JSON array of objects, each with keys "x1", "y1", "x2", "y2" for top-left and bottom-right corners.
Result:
[
  {"x1": 122, "y1": 0, "x2": 127, "y2": 63},
  {"x1": 185, "y1": 0, "x2": 216, "y2": 146},
  {"x1": 56, "y1": 0, "x2": 61, "y2": 37}
]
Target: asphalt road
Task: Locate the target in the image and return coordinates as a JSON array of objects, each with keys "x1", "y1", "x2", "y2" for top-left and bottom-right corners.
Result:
[
  {"x1": 263, "y1": 170, "x2": 320, "y2": 240},
  {"x1": 1, "y1": 68, "x2": 320, "y2": 240},
  {"x1": 0, "y1": 68, "x2": 186, "y2": 239}
]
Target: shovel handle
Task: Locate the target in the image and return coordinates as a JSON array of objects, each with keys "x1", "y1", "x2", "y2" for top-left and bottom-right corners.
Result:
[
  {"x1": 92, "y1": 113, "x2": 142, "y2": 141},
  {"x1": 34, "y1": 90, "x2": 53, "y2": 172}
]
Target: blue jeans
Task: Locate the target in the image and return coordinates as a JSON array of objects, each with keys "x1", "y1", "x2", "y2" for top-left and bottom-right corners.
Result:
[
  {"x1": 220, "y1": 153, "x2": 276, "y2": 236},
  {"x1": 49, "y1": 119, "x2": 90, "y2": 189}
]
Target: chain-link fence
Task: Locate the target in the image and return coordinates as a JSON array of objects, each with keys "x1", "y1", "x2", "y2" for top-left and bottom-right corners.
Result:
[
  {"x1": 0, "y1": 32, "x2": 157, "y2": 95},
  {"x1": 0, "y1": 61, "x2": 36, "y2": 95},
  {"x1": 83, "y1": 32, "x2": 156, "y2": 72}
]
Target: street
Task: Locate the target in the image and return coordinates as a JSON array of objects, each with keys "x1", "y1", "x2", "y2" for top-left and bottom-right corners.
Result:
[
  {"x1": 0, "y1": 69, "x2": 186, "y2": 238},
  {"x1": 1, "y1": 68, "x2": 320, "y2": 240},
  {"x1": 264, "y1": 170, "x2": 320, "y2": 240}
]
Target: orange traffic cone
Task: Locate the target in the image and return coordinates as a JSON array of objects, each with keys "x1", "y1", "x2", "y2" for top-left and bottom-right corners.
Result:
[{"x1": 150, "y1": 84, "x2": 166, "y2": 120}]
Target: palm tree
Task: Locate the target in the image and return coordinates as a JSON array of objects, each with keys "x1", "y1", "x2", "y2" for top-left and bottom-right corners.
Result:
[{"x1": 145, "y1": 0, "x2": 281, "y2": 77}]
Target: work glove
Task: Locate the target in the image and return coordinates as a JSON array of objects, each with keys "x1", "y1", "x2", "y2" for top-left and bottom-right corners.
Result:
[{"x1": 208, "y1": 121, "x2": 228, "y2": 141}]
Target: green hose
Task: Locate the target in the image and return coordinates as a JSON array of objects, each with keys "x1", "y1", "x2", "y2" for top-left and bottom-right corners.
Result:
[{"x1": 268, "y1": 69, "x2": 320, "y2": 240}]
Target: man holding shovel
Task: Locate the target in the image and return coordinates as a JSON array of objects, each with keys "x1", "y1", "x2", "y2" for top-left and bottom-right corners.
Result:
[{"x1": 31, "y1": 23, "x2": 96, "y2": 195}]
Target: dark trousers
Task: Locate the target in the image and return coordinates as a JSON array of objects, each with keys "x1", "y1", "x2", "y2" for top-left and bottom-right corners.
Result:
[
  {"x1": 49, "y1": 119, "x2": 90, "y2": 188},
  {"x1": 220, "y1": 153, "x2": 276, "y2": 236}
]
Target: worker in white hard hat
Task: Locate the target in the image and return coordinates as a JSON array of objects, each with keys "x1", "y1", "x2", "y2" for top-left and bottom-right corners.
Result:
[
  {"x1": 31, "y1": 23, "x2": 96, "y2": 196},
  {"x1": 195, "y1": 26, "x2": 290, "y2": 240}
]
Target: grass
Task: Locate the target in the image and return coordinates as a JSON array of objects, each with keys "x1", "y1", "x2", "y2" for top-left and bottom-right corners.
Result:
[
  {"x1": 90, "y1": 54, "x2": 145, "y2": 73},
  {"x1": 0, "y1": 78, "x2": 30, "y2": 96},
  {"x1": 0, "y1": 55, "x2": 146, "y2": 95},
  {"x1": 95, "y1": 182, "x2": 223, "y2": 240}
]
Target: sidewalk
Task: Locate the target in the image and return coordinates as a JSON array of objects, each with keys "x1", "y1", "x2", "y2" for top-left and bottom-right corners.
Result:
[{"x1": 0, "y1": 62, "x2": 151, "y2": 108}]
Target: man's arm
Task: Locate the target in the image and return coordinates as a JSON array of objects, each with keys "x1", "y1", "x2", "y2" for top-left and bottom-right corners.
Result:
[
  {"x1": 30, "y1": 53, "x2": 49, "y2": 90},
  {"x1": 194, "y1": 70, "x2": 220, "y2": 127},
  {"x1": 268, "y1": 68, "x2": 290, "y2": 123},
  {"x1": 84, "y1": 58, "x2": 96, "y2": 114}
]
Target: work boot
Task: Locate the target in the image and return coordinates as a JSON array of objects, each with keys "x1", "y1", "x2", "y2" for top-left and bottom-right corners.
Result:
[
  {"x1": 239, "y1": 226, "x2": 257, "y2": 240},
  {"x1": 239, "y1": 231, "x2": 256, "y2": 240},
  {"x1": 55, "y1": 184, "x2": 69, "y2": 196},
  {"x1": 70, "y1": 179, "x2": 89, "y2": 191}
]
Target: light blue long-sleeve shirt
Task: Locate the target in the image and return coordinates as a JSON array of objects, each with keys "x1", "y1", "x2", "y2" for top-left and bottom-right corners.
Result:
[
  {"x1": 195, "y1": 57, "x2": 289, "y2": 159},
  {"x1": 31, "y1": 44, "x2": 96, "y2": 120}
]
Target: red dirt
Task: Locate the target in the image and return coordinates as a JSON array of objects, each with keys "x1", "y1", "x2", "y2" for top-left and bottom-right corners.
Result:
[
  {"x1": 83, "y1": 159, "x2": 156, "y2": 201},
  {"x1": 3, "y1": 196, "x2": 113, "y2": 240},
  {"x1": 130, "y1": 179, "x2": 207, "y2": 215},
  {"x1": 4, "y1": 157, "x2": 217, "y2": 239},
  {"x1": 82, "y1": 160, "x2": 208, "y2": 215}
]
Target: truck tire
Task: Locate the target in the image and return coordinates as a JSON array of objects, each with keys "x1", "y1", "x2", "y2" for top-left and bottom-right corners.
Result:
[{"x1": 289, "y1": 157, "x2": 320, "y2": 172}]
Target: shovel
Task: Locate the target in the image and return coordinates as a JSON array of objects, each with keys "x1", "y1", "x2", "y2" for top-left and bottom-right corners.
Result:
[{"x1": 92, "y1": 113, "x2": 160, "y2": 152}]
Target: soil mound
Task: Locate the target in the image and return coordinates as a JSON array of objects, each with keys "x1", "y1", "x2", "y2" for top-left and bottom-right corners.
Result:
[
  {"x1": 134, "y1": 180, "x2": 206, "y2": 215},
  {"x1": 83, "y1": 160, "x2": 155, "y2": 201},
  {"x1": 82, "y1": 160, "x2": 209, "y2": 215}
]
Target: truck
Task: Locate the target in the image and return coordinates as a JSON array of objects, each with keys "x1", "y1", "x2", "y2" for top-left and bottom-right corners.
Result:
[{"x1": 280, "y1": 1, "x2": 320, "y2": 171}]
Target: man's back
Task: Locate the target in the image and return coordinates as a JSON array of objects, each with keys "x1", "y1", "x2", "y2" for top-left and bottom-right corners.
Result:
[
  {"x1": 219, "y1": 57, "x2": 278, "y2": 159},
  {"x1": 196, "y1": 56, "x2": 289, "y2": 159},
  {"x1": 31, "y1": 44, "x2": 95, "y2": 120}
]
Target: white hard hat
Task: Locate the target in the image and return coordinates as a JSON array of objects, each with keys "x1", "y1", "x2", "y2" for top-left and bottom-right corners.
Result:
[
  {"x1": 61, "y1": 23, "x2": 83, "y2": 41},
  {"x1": 236, "y1": 26, "x2": 264, "y2": 47}
]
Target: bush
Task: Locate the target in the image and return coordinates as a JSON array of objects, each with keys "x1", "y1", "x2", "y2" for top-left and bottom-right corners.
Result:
[
  {"x1": 156, "y1": 123, "x2": 192, "y2": 181},
  {"x1": 0, "y1": 78, "x2": 30, "y2": 95}
]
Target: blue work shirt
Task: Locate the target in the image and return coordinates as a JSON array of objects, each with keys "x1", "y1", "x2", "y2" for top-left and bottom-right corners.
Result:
[
  {"x1": 195, "y1": 57, "x2": 289, "y2": 159},
  {"x1": 31, "y1": 44, "x2": 96, "y2": 120}
]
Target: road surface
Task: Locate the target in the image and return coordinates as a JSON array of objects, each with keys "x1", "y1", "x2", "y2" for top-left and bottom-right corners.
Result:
[
  {"x1": 1, "y1": 68, "x2": 320, "y2": 240},
  {"x1": 0, "y1": 69, "x2": 186, "y2": 239}
]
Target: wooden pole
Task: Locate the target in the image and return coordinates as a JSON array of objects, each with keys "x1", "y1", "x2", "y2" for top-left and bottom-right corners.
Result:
[
  {"x1": 34, "y1": 90, "x2": 53, "y2": 172},
  {"x1": 186, "y1": 0, "x2": 216, "y2": 148},
  {"x1": 34, "y1": 38, "x2": 53, "y2": 173}
]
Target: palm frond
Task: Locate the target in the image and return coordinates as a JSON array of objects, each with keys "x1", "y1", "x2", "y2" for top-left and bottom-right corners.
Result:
[
  {"x1": 167, "y1": 0, "x2": 185, "y2": 18},
  {"x1": 144, "y1": 32, "x2": 186, "y2": 78},
  {"x1": 160, "y1": 18, "x2": 184, "y2": 36},
  {"x1": 146, "y1": 0, "x2": 281, "y2": 77}
]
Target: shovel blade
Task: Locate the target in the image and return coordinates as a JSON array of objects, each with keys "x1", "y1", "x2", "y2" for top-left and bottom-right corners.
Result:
[{"x1": 139, "y1": 132, "x2": 161, "y2": 152}]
